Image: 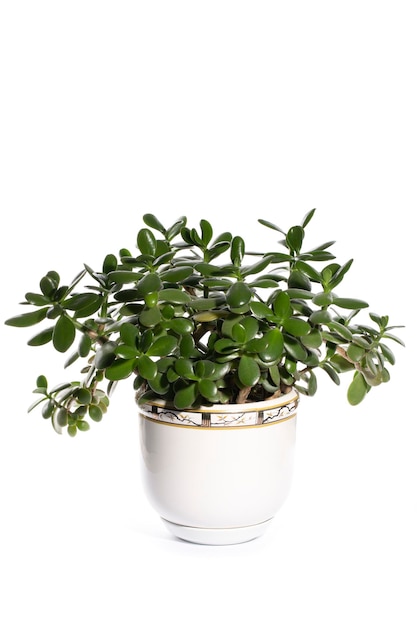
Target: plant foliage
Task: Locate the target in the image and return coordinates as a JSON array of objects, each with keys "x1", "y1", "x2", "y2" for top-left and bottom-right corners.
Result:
[{"x1": 5, "y1": 210, "x2": 404, "y2": 435}]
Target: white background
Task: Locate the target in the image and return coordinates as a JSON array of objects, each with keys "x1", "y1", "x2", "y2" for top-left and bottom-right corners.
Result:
[{"x1": 0, "y1": 1, "x2": 415, "y2": 624}]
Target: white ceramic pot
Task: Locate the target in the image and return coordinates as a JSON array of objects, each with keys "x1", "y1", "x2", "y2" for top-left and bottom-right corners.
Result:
[{"x1": 138, "y1": 389, "x2": 298, "y2": 545}]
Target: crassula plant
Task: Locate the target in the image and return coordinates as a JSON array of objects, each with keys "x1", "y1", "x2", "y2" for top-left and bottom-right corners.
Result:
[{"x1": 5, "y1": 210, "x2": 403, "y2": 436}]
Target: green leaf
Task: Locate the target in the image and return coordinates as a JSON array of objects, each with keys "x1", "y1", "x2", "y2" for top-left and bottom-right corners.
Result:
[
  {"x1": 307, "y1": 370, "x2": 317, "y2": 395},
  {"x1": 40, "y1": 275, "x2": 57, "y2": 297},
  {"x1": 258, "y1": 219, "x2": 286, "y2": 235},
  {"x1": 76, "y1": 388, "x2": 92, "y2": 405},
  {"x1": 327, "y1": 321, "x2": 353, "y2": 341},
  {"x1": 333, "y1": 297, "x2": 369, "y2": 310},
  {"x1": 312, "y1": 292, "x2": 334, "y2": 306},
  {"x1": 286, "y1": 225, "x2": 304, "y2": 254},
  {"x1": 76, "y1": 420, "x2": 90, "y2": 432},
  {"x1": 25, "y1": 292, "x2": 51, "y2": 305},
  {"x1": 175, "y1": 358, "x2": 196, "y2": 379},
  {"x1": 95, "y1": 341, "x2": 117, "y2": 369},
  {"x1": 273, "y1": 291, "x2": 292, "y2": 321},
  {"x1": 380, "y1": 343, "x2": 395, "y2": 365},
  {"x1": 75, "y1": 334, "x2": 91, "y2": 358},
  {"x1": 158, "y1": 288, "x2": 191, "y2": 304},
  {"x1": 301, "y1": 208, "x2": 316, "y2": 228},
  {"x1": 137, "y1": 228, "x2": 157, "y2": 256},
  {"x1": 36, "y1": 375, "x2": 48, "y2": 388},
  {"x1": 328, "y1": 259, "x2": 354, "y2": 289},
  {"x1": 160, "y1": 266, "x2": 194, "y2": 282},
  {"x1": 283, "y1": 336, "x2": 308, "y2": 362},
  {"x1": 320, "y1": 362, "x2": 340, "y2": 385},
  {"x1": 347, "y1": 343, "x2": 365, "y2": 362},
  {"x1": 200, "y1": 219, "x2": 213, "y2": 246},
  {"x1": 288, "y1": 270, "x2": 311, "y2": 291},
  {"x1": 67, "y1": 424, "x2": 77, "y2": 437},
  {"x1": 283, "y1": 317, "x2": 311, "y2": 337},
  {"x1": 137, "y1": 273, "x2": 163, "y2": 298},
  {"x1": 147, "y1": 335, "x2": 177, "y2": 357},
  {"x1": 238, "y1": 355, "x2": 260, "y2": 387},
  {"x1": 108, "y1": 270, "x2": 144, "y2": 284},
  {"x1": 226, "y1": 281, "x2": 252, "y2": 309},
  {"x1": 27, "y1": 327, "x2": 54, "y2": 346},
  {"x1": 241, "y1": 257, "x2": 272, "y2": 278},
  {"x1": 5, "y1": 307, "x2": 49, "y2": 327},
  {"x1": 105, "y1": 358, "x2": 136, "y2": 380},
  {"x1": 174, "y1": 382, "x2": 198, "y2": 410},
  {"x1": 259, "y1": 328, "x2": 284, "y2": 362},
  {"x1": 166, "y1": 318, "x2": 194, "y2": 335},
  {"x1": 250, "y1": 301, "x2": 274, "y2": 320},
  {"x1": 89, "y1": 405, "x2": 103, "y2": 422},
  {"x1": 230, "y1": 236, "x2": 245, "y2": 266},
  {"x1": 136, "y1": 354, "x2": 157, "y2": 380},
  {"x1": 309, "y1": 309, "x2": 332, "y2": 324},
  {"x1": 139, "y1": 306, "x2": 162, "y2": 328},
  {"x1": 198, "y1": 379, "x2": 219, "y2": 402},
  {"x1": 53, "y1": 315, "x2": 76, "y2": 353},
  {"x1": 301, "y1": 329, "x2": 322, "y2": 349},
  {"x1": 347, "y1": 372, "x2": 368, "y2": 405},
  {"x1": 102, "y1": 253, "x2": 118, "y2": 273},
  {"x1": 143, "y1": 213, "x2": 166, "y2": 234},
  {"x1": 382, "y1": 332, "x2": 405, "y2": 347}
]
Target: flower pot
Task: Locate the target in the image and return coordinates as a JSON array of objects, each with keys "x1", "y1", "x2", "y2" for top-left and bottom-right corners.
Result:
[{"x1": 138, "y1": 389, "x2": 298, "y2": 545}]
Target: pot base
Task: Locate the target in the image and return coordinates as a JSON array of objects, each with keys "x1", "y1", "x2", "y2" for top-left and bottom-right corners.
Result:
[{"x1": 161, "y1": 517, "x2": 273, "y2": 545}]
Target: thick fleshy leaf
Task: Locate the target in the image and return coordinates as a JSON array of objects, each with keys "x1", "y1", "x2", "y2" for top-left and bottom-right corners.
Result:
[
  {"x1": 320, "y1": 362, "x2": 340, "y2": 385},
  {"x1": 301, "y1": 208, "x2": 316, "y2": 228},
  {"x1": 95, "y1": 341, "x2": 117, "y2": 369},
  {"x1": 175, "y1": 358, "x2": 196, "y2": 379},
  {"x1": 137, "y1": 273, "x2": 162, "y2": 298},
  {"x1": 273, "y1": 292, "x2": 292, "y2": 321},
  {"x1": 230, "y1": 236, "x2": 245, "y2": 266},
  {"x1": 326, "y1": 321, "x2": 353, "y2": 341},
  {"x1": 137, "y1": 228, "x2": 157, "y2": 256},
  {"x1": 333, "y1": 297, "x2": 369, "y2": 310},
  {"x1": 105, "y1": 358, "x2": 136, "y2": 380},
  {"x1": 238, "y1": 355, "x2": 260, "y2": 387},
  {"x1": 89, "y1": 405, "x2": 103, "y2": 422},
  {"x1": 139, "y1": 306, "x2": 162, "y2": 328},
  {"x1": 5, "y1": 307, "x2": 49, "y2": 327},
  {"x1": 250, "y1": 301, "x2": 274, "y2": 321},
  {"x1": 136, "y1": 354, "x2": 157, "y2": 380},
  {"x1": 163, "y1": 318, "x2": 192, "y2": 336},
  {"x1": 226, "y1": 281, "x2": 252, "y2": 309},
  {"x1": 301, "y1": 329, "x2": 322, "y2": 349},
  {"x1": 25, "y1": 292, "x2": 51, "y2": 305},
  {"x1": 259, "y1": 328, "x2": 284, "y2": 362},
  {"x1": 160, "y1": 266, "x2": 194, "y2": 282},
  {"x1": 143, "y1": 213, "x2": 166, "y2": 234},
  {"x1": 158, "y1": 288, "x2": 191, "y2": 304},
  {"x1": 283, "y1": 317, "x2": 311, "y2": 337},
  {"x1": 200, "y1": 219, "x2": 213, "y2": 246},
  {"x1": 102, "y1": 253, "x2": 118, "y2": 274},
  {"x1": 198, "y1": 379, "x2": 219, "y2": 402},
  {"x1": 283, "y1": 336, "x2": 308, "y2": 362},
  {"x1": 108, "y1": 271, "x2": 144, "y2": 284},
  {"x1": 53, "y1": 315, "x2": 76, "y2": 352},
  {"x1": 347, "y1": 372, "x2": 368, "y2": 405},
  {"x1": 174, "y1": 382, "x2": 198, "y2": 410},
  {"x1": 27, "y1": 327, "x2": 54, "y2": 346},
  {"x1": 147, "y1": 335, "x2": 177, "y2": 357},
  {"x1": 286, "y1": 225, "x2": 304, "y2": 254}
]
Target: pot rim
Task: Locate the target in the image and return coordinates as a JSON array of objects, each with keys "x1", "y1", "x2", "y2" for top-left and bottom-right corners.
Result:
[{"x1": 137, "y1": 388, "x2": 299, "y2": 414}]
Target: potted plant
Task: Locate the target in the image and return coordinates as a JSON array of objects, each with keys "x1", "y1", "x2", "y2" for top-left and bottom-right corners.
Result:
[{"x1": 5, "y1": 209, "x2": 403, "y2": 544}]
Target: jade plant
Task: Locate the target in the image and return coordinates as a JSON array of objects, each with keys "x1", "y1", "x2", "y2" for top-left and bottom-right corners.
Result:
[{"x1": 5, "y1": 210, "x2": 403, "y2": 436}]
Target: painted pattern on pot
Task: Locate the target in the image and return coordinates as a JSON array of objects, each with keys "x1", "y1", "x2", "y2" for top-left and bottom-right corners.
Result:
[{"x1": 139, "y1": 394, "x2": 299, "y2": 428}]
